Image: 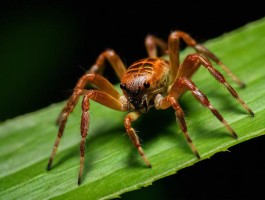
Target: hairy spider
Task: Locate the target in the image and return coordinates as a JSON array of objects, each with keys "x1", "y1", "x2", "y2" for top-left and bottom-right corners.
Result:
[{"x1": 47, "y1": 31, "x2": 254, "y2": 185}]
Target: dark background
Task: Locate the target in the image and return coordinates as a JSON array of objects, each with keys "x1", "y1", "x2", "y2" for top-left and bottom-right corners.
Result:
[{"x1": 1, "y1": 1, "x2": 264, "y2": 199}]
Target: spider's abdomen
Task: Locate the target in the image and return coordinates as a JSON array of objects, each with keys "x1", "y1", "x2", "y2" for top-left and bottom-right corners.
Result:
[
  {"x1": 120, "y1": 58, "x2": 170, "y2": 111},
  {"x1": 121, "y1": 58, "x2": 170, "y2": 91},
  {"x1": 127, "y1": 58, "x2": 169, "y2": 77}
]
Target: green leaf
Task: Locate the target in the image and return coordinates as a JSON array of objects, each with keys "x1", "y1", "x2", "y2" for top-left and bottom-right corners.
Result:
[{"x1": 0, "y1": 18, "x2": 265, "y2": 200}]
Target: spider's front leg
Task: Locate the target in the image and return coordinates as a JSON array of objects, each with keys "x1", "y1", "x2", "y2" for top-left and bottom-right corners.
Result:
[
  {"x1": 154, "y1": 76, "x2": 238, "y2": 158},
  {"x1": 48, "y1": 49, "x2": 127, "y2": 172},
  {"x1": 48, "y1": 81, "x2": 127, "y2": 185},
  {"x1": 124, "y1": 111, "x2": 152, "y2": 168},
  {"x1": 154, "y1": 94, "x2": 200, "y2": 158},
  {"x1": 47, "y1": 74, "x2": 127, "y2": 185},
  {"x1": 47, "y1": 73, "x2": 120, "y2": 170},
  {"x1": 78, "y1": 89, "x2": 127, "y2": 185}
]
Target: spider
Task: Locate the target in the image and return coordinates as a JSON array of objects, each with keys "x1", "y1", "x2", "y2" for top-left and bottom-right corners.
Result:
[{"x1": 47, "y1": 31, "x2": 254, "y2": 185}]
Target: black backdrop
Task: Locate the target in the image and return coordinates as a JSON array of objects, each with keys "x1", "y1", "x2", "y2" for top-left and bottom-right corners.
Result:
[{"x1": 1, "y1": 1, "x2": 264, "y2": 199}]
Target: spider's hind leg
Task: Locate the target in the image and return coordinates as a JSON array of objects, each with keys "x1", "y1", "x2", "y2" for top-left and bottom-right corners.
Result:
[
  {"x1": 56, "y1": 49, "x2": 127, "y2": 125},
  {"x1": 177, "y1": 77, "x2": 238, "y2": 139},
  {"x1": 168, "y1": 30, "x2": 245, "y2": 88},
  {"x1": 145, "y1": 34, "x2": 168, "y2": 58},
  {"x1": 174, "y1": 53, "x2": 254, "y2": 116},
  {"x1": 194, "y1": 44, "x2": 246, "y2": 88}
]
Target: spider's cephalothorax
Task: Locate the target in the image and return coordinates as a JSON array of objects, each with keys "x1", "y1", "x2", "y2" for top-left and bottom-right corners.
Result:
[
  {"x1": 120, "y1": 58, "x2": 170, "y2": 112},
  {"x1": 47, "y1": 31, "x2": 254, "y2": 185}
]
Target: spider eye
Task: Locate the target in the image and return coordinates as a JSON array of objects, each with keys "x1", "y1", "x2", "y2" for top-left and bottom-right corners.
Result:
[
  {"x1": 120, "y1": 83, "x2": 126, "y2": 90},
  {"x1": 144, "y1": 82, "x2": 150, "y2": 88}
]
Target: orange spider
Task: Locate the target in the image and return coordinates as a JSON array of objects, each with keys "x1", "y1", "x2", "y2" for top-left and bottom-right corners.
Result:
[{"x1": 47, "y1": 31, "x2": 254, "y2": 185}]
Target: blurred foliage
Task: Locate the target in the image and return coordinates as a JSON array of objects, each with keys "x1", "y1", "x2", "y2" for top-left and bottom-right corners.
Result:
[{"x1": 0, "y1": 6, "x2": 80, "y2": 121}]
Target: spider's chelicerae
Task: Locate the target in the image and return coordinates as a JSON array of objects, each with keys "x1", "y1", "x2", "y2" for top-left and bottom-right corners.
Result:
[{"x1": 47, "y1": 31, "x2": 254, "y2": 185}]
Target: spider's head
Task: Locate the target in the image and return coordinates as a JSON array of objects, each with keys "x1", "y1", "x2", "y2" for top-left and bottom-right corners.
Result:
[{"x1": 120, "y1": 77, "x2": 152, "y2": 112}]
